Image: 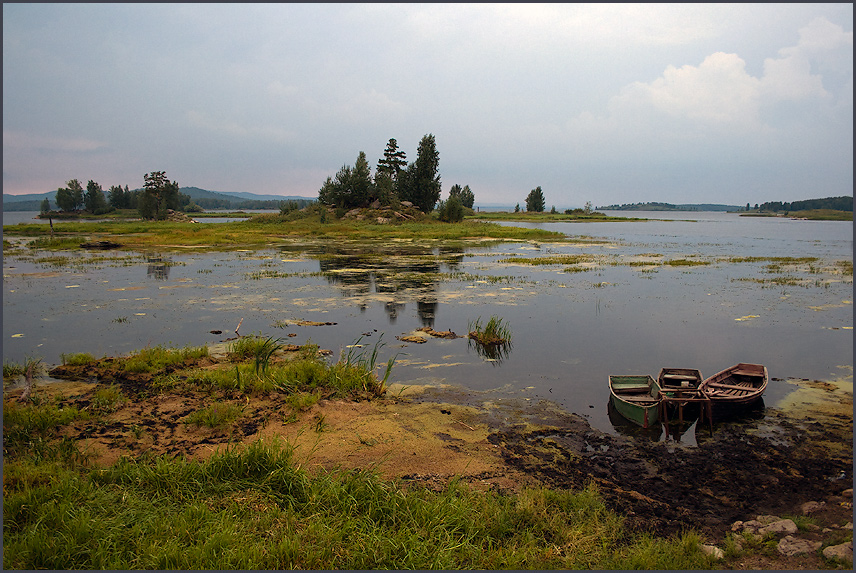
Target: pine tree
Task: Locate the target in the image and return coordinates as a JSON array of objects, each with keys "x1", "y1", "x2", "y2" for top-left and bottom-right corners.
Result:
[
  {"x1": 376, "y1": 138, "x2": 407, "y2": 179},
  {"x1": 525, "y1": 186, "x2": 545, "y2": 212},
  {"x1": 400, "y1": 134, "x2": 441, "y2": 213}
]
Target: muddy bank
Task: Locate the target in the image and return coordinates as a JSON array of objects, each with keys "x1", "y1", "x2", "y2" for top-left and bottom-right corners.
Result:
[{"x1": 12, "y1": 365, "x2": 853, "y2": 547}]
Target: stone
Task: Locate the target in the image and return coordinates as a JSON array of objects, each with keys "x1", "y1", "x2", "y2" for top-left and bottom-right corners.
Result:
[
  {"x1": 757, "y1": 515, "x2": 781, "y2": 525},
  {"x1": 400, "y1": 201, "x2": 413, "y2": 207},
  {"x1": 731, "y1": 520, "x2": 745, "y2": 532},
  {"x1": 822, "y1": 541, "x2": 853, "y2": 562},
  {"x1": 844, "y1": 522, "x2": 853, "y2": 530},
  {"x1": 777, "y1": 535, "x2": 821, "y2": 557},
  {"x1": 801, "y1": 500, "x2": 825, "y2": 514},
  {"x1": 842, "y1": 488, "x2": 853, "y2": 498},
  {"x1": 701, "y1": 544, "x2": 724, "y2": 559},
  {"x1": 760, "y1": 519, "x2": 798, "y2": 535}
]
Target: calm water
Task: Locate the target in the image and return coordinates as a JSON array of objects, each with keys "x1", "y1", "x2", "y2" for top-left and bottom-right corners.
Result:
[{"x1": 3, "y1": 211, "x2": 852, "y2": 438}]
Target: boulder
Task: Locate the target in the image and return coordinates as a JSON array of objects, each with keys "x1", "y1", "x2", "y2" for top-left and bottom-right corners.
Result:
[
  {"x1": 701, "y1": 544, "x2": 724, "y2": 559},
  {"x1": 400, "y1": 201, "x2": 413, "y2": 208},
  {"x1": 777, "y1": 535, "x2": 821, "y2": 557},
  {"x1": 760, "y1": 519, "x2": 798, "y2": 535},
  {"x1": 822, "y1": 541, "x2": 853, "y2": 562},
  {"x1": 800, "y1": 500, "x2": 825, "y2": 514},
  {"x1": 756, "y1": 515, "x2": 781, "y2": 525}
]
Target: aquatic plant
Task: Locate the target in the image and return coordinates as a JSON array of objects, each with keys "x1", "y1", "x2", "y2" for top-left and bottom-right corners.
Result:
[
  {"x1": 468, "y1": 316, "x2": 512, "y2": 346},
  {"x1": 329, "y1": 335, "x2": 397, "y2": 395}
]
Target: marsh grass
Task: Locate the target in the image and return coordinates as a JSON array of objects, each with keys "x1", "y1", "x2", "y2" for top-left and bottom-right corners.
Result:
[
  {"x1": 90, "y1": 385, "x2": 126, "y2": 414},
  {"x1": 183, "y1": 402, "x2": 244, "y2": 428},
  {"x1": 3, "y1": 357, "x2": 45, "y2": 381},
  {"x1": 117, "y1": 344, "x2": 209, "y2": 373},
  {"x1": 499, "y1": 254, "x2": 596, "y2": 266},
  {"x1": 664, "y1": 258, "x2": 711, "y2": 267},
  {"x1": 468, "y1": 315, "x2": 512, "y2": 346},
  {"x1": 2, "y1": 439, "x2": 714, "y2": 570}
]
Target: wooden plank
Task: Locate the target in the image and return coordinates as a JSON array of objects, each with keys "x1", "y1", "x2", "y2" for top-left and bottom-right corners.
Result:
[{"x1": 707, "y1": 381, "x2": 755, "y2": 392}]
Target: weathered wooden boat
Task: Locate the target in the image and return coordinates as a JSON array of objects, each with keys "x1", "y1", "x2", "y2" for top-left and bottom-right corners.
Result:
[
  {"x1": 658, "y1": 368, "x2": 703, "y2": 393},
  {"x1": 609, "y1": 375, "x2": 661, "y2": 429},
  {"x1": 657, "y1": 367, "x2": 711, "y2": 428},
  {"x1": 700, "y1": 363, "x2": 768, "y2": 406}
]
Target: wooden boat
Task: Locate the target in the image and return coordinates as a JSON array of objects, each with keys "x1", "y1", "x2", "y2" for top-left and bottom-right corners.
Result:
[
  {"x1": 609, "y1": 375, "x2": 661, "y2": 429},
  {"x1": 658, "y1": 368, "x2": 703, "y2": 393},
  {"x1": 700, "y1": 363, "x2": 768, "y2": 406}
]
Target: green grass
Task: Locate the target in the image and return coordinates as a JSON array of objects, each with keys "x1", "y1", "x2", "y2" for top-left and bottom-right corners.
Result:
[
  {"x1": 183, "y1": 402, "x2": 244, "y2": 428},
  {"x1": 2, "y1": 439, "x2": 715, "y2": 570},
  {"x1": 498, "y1": 254, "x2": 596, "y2": 266},
  {"x1": 60, "y1": 352, "x2": 97, "y2": 366},
  {"x1": 663, "y1": 258, "x2": 711, "y2": 267},
  {"x1": 3, "y1": 212, "x2": 569, "y2": 251},
  {"x1": 116, "y1": 344, "x2": 209, "y2": 373}
]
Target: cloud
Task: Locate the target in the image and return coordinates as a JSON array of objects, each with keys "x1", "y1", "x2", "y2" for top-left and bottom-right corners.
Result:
[
  {"x1": 185, "y1": 110, "x2": 296, "y2": 144},
  {"x1": 3, "y1": 130, "x2": 106, "y2": 153},
  {"x1": 566, "y1": 17, "x2": 850, "y2": 150}
]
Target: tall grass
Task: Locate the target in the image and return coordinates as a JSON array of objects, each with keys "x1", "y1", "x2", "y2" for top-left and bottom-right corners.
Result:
[
  {"x1": 3, "y1": 439, "x2": 715, "y2": 570},
  {"x1": 118, "y1": 344, "x2": 209, "y2": 373}
]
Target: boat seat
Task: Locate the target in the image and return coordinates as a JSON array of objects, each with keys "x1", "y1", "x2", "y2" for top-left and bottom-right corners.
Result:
[{"x1": 662, "y1": 374, "x2": 697, "y2": 381}]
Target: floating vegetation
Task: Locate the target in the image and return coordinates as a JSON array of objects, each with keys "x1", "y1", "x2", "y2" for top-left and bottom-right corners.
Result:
[
  {"x1": 663, "y1": 259, "x2": 711, "y2": 267},
  {"x1": 498, "y1": 254, "x2": 596, "y2": 266}
]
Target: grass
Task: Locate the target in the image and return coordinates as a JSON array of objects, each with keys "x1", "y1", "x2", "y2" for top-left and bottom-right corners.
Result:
[
  {"x1": 498, "y1": 254, "x2": 596, "y2": 266},
  {"x1": 2, "y1": 439, "x2": 715, "y2": 570},
  {"x1": 183, "y1": 402, "x2": 244, "y2": 428},
  {"x1": 468, "y1": 315, "x2": 512, "y2": 346},
  {"x1": 3, "y1": 211, "x2": 569, "y2": 251},
  {"x1": 116, "y1": 344, "x2": 209, "y2": 373}
]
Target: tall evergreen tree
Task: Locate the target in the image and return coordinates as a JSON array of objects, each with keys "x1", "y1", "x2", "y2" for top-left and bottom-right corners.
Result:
[
  {"x1": 525, "y1": 186, "x2": 545, "y2": 212},
  {"x1": 376, "y1": 138, "x2": 407, "y2": 179},
  {"x1": 449, "y1": 184, "x2": 475, "y2": 209},
  {"x1": 399, "y1": 134, "x2": 441, "y2": 213},
  {"x1": 318, "y1": 151, "x2": 376, "y2": 209},
  {"x1": 141, "y1": 171, "x2": 179, "y2": 219}
]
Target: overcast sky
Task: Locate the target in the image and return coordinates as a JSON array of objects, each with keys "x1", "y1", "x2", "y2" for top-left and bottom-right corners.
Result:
[{"x1": 3, "y1": 3, "x2": 853, "y2": 207}]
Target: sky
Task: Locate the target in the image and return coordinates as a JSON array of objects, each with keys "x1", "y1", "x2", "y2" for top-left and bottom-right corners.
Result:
[{"x1": 3, "y1": 3, "x2": 853, "y2": 208}]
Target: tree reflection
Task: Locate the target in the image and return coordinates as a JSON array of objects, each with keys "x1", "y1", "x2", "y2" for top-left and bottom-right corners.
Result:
[
  {"x1": 306, "y1": 243, "x2": 464, "y2": 326},
  {"x1": 146, "y1": 254, "x2": 171, "y2": 281}
]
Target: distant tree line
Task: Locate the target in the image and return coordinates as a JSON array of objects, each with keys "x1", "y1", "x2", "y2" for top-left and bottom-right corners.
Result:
[
  {"x1": 317, "y1": 135, "x2": 475, "y2": 221},
  {"x1": 757, "y1": 196, "x2": 852, "y2": 213},
  {"x1": 47, "y1": 171, "x2": 192, "y2": 220}
]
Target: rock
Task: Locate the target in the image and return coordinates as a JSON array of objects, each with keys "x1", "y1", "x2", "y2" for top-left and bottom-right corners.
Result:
[
  {"x1": 370, "y1": 199, "x2": 381, "y2": 209},
  {"x1": 801, "y1": 500, "x2": 825, "y2": 514},
  {"x1": 731, "y1": 520, "x2": 745, "y2": 532},
  {"x1": 701, "y1": 544, "x2": 724, "y2": 559},
  {"x1": 760, "y1": 519, "x2": 798, "y2": 535},
  {"x1": 843, "y1": 488, "x2": 853, "y2": 498},
  {"x1": 777, "y1": 535, "x2": 821, "y2": 557},
  {"x1": 822, "y1": 541, "x2": 853, "y2": 562},
  {"x1": 400, "y1": 201, "x2": 413, "y2": 208},
  {"x1": 757, "y1": 515, "x2": 781, "y2": 525},
  {"x1": 845, "y1": 522, "x2": 853, "y2": 530}
]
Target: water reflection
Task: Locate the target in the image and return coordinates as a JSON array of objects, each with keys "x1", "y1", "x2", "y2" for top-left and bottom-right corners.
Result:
[
  {"x1": 304, "y1": 243, "x2": 464, "y2": 326},
  {"x1": 467, "y1": 337, "x2": 513, "y2": 365},
  {"x1": 146, "y1": 254, "x2": 171, "y2": 281}
]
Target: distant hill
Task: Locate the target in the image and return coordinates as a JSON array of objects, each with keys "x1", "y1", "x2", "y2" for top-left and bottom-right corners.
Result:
[
  {"x1": 597, "y1": 202, "x2": 742, "y2": 212},
  {"x1": 3, "y1": 187, "x2": 315, "y2": 211}
]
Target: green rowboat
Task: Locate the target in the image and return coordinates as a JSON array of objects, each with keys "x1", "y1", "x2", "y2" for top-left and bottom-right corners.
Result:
[{"x1": 609, "y1": 375, "x2": 662, "y2": 429}]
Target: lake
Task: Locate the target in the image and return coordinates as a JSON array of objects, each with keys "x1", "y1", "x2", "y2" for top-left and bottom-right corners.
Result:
[{"x1": 3, "y1": 210, "x2": 852, "y2": 439}]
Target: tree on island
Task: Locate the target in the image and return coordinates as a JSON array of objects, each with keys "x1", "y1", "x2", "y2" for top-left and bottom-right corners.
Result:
[
  {"x1": 398, "y1": 134, "x2": 441, "y2": 213},
  {"x1": 84, "y1": 180, "x2": 108, "y2": 214},
  {"x1": 139, "y1": 171, "x2": 181, "y2": 220},
  {"x1": 525, "y1": 186, "x2": 545, "y2": 212},
  {"x1": 376, "y1": 138, "x2": 407, "y2": 180},
  {"x1": 449, "y1": 184, "x2": 475, "y2": 209},
  {"x1": 55, "y1": 179, "x2": 84, "y2": 212}
]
